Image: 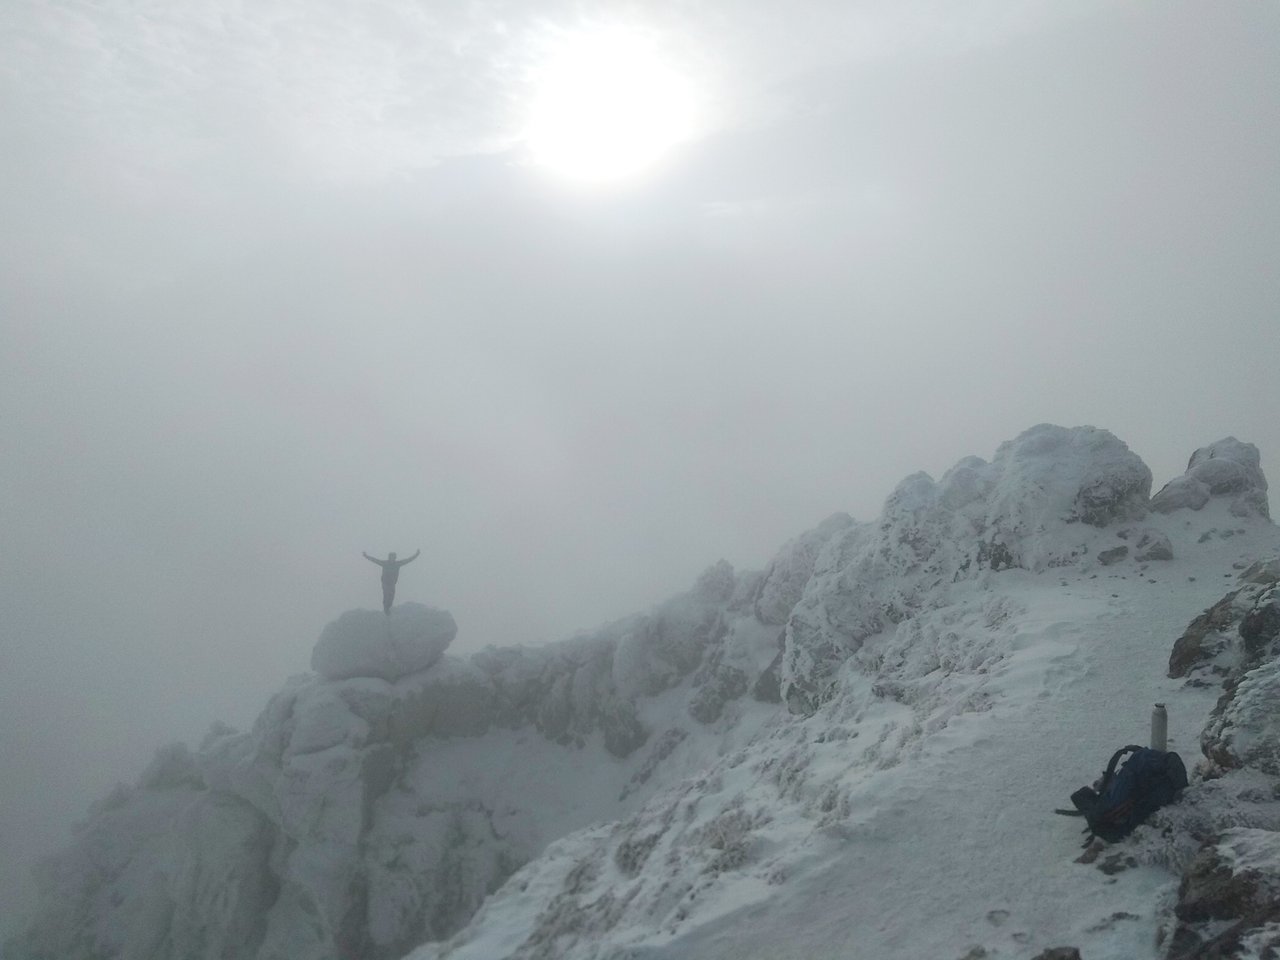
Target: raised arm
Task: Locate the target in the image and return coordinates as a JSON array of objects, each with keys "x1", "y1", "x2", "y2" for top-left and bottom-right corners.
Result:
[
  {"x1": 362, "y1": 552, "x2": 385, "y2": 567},
  {"x1": 400, "y1": 549, "x2": 421, "y2": 566}
]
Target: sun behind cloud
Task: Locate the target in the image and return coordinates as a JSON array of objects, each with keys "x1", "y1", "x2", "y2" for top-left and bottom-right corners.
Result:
[{"x1": 525, "y1": 25, "x2": 698, "y2": 184}]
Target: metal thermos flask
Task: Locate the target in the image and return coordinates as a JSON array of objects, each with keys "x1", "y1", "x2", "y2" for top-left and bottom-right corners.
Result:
[{"x1": 1151, "y1": 703, "x2": 1168, "y2": 752}]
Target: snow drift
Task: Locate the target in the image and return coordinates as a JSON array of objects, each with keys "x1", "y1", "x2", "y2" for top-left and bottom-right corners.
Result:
[{"x1": 8, "y1": 425, "x2": 1279, "y2": 960}]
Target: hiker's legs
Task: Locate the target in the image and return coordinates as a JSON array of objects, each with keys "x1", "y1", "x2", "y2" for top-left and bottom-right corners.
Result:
[{"x1": 382, "y1": 582, "x2": 395, "y2": 614}]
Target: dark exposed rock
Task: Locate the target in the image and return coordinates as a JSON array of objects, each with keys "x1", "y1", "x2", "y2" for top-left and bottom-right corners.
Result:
[
  {"x1": 1098, "y1": 545, "x2": 1130, "y2": 566},
  {"x1": 1175, "y1": 844, "x2": 1266, "y2": 924},
  {"x1": 1085, "y1": 911, "x2": 1140, "y2": 932},
  {"x1": 977, "y1": 539, "x2": 1017, "y2": 571},
  {"x1": 1099, "y1": 851, "x2": 1139, "y2": 875},
  {"x1": 1167, "y1": 836, "x2": 1280, "y2": 958},
  {"x1": 1169, "y1": 591, "x2": 1243, "y2": 679},
  {"x1": 1029, "y1": 948, "x2": 1083, "y2": 960},
  {"x1": 1135, "y1": 530, "x2": 1175, "y2": 562},
  {"x1": 1240, "y1": 596, "x2": 1280, "y2": 659},
  {"x1": 1076, "y1": 839, "x2": 1105, "y2": 865}
]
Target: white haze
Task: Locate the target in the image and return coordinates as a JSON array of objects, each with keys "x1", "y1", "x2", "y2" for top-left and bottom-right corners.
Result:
[{"x1": 1, "y1": 0, "x2": 1278, "y2": 933}]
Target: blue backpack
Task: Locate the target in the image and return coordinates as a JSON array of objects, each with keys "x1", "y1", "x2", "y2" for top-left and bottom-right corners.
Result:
[{"x1": 1058, "y1": 745, "x2": 1188, "y2": 844}]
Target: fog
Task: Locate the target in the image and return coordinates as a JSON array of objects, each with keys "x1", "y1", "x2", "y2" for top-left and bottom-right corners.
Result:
[{"x1": 2, "y1": 0, "x2": 1278, "y2": 932}]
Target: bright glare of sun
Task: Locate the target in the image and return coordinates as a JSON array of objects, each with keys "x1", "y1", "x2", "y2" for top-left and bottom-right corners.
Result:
[{"x1": 526, "y1": 26, "x2": 698, "y2": 183}]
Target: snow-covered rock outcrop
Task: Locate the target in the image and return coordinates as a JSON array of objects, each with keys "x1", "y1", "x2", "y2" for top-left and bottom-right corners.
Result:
[
  {"x1": 9, "y1": 425, "x2": 1279, "y2": 960},
  {"x1": 780, "y1": 423, "x2": 1154, "y2": 711},
  {"x1": 7, "y1": 574, "x2": 784, "y2": 960},
  {"x1": 1191, "y1": 564, "x2": 1280, "y2": 778},
  {"x1": 1100, "y1": 560, "x2": 1280, "y2": 956},
  {"x1": 1151, "y1": 437, "x2": 1271, "y2": 519}
]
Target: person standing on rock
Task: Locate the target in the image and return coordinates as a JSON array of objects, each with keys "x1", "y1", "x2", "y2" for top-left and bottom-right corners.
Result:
[{"x1": 362, "y1": 549, "x2": 420, "y2": 614}]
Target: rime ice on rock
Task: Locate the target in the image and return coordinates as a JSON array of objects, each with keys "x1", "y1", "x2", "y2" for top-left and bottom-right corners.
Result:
[
  {"x1": 1156, "y1": 563, "x2": 1280, "y2": 954},
  {"x1": 781, "y1": 424, "x2": 1154, "y2": 712},
  {"x1": 752, "y1": 514, "x2": 855, "y2": 627},
  {"x1": 11, "y1": 424, "x2": 1280, "y2": 960},
  {"x1": 987, "y1": 423, "x2": 1152, "y2": 532},
  {"x1": 311, "y1": 602, "x2": 457, "y2": 681},
  {"x1": 1152, "y1": 437, "x2": 1271, "y2": 519}
]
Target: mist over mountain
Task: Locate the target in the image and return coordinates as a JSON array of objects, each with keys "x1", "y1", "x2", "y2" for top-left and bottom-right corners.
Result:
[{"x1": 8, "y1": 425, "x2": 1280, "y2": 960}]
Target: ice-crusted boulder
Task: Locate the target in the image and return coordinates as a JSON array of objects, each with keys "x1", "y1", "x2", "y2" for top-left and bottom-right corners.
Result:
[
  {"x1": 312, "y1": 603, "x2": 457, "y2": 681},
  {"x1": 781, "y1": 424, "x2": 1152, "y2": 711},
  {"x1": 1152, "y1": 437, "x2": 1270, "y2": 519},
  {"x1": 983, "y1": 423, "x2": 1152, "y2": 533}
]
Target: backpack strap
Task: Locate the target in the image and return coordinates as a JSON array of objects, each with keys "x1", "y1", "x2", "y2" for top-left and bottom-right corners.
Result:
[
  {"x1": 1077, "y1": 745, "x2": 1145, "y2": 846},
  {"x1": 1098, "y1": 745, "x2": 1144, "y2": 794}
]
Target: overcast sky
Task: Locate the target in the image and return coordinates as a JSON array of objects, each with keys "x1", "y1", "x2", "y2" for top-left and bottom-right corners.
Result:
[{"x1": 2, "y1": 0, "x2": 1278, "y2": 932}]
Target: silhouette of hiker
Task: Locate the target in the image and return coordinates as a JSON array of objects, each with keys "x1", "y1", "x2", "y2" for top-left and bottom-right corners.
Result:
[{"x1": 363, "y1": 549, "x2": 420, "y2": 614}]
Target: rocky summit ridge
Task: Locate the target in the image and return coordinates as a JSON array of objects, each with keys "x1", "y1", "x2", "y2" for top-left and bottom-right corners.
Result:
[{"x1": 7, "y1": 424, "x2": 1278, "y2": 960}]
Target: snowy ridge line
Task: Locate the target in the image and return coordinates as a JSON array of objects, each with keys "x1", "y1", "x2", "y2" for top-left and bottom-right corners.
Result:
[{"x1": 5, "y1": 424, "x2": 1276, "y2": 960}]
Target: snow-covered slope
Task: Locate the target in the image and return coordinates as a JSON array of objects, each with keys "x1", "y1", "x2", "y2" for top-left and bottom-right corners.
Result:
[{"x1": 8, "y1": 425, "x2": 1279, "y2": 960}]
